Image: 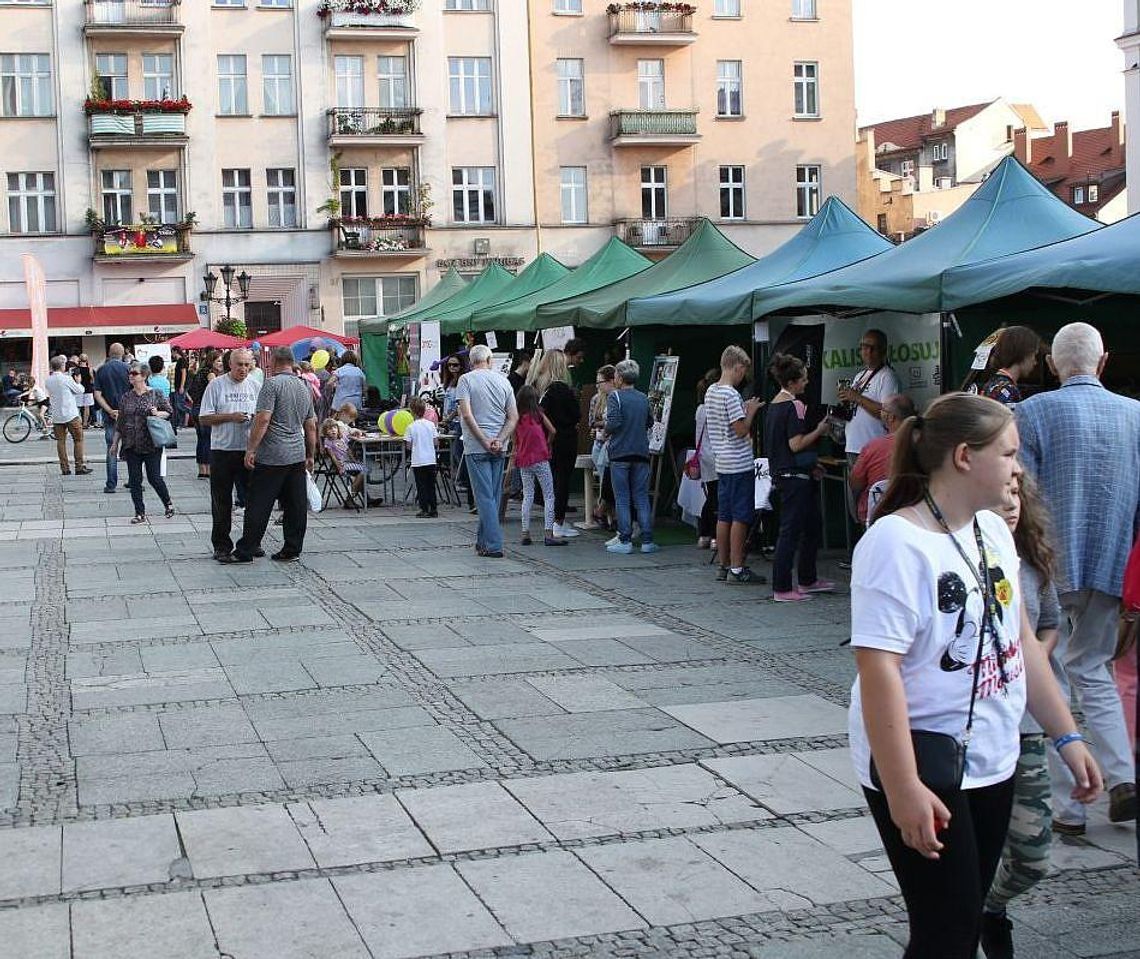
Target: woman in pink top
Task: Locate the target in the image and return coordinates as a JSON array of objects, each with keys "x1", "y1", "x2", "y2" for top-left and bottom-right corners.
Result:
[{"x1": 509, "y1": 386, "x2": 566, "y2": 547}]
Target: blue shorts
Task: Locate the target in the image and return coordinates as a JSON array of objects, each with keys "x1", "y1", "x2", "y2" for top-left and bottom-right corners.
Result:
[{"x1": 717, "y1": 468, "x2": 754, "y2": 524}]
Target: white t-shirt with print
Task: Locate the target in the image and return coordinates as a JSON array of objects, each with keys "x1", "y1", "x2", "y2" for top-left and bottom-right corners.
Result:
[
  {"x1": 848, "y1": 509, "x2": 1026, "y2": 791},
  {"x1": 844, "y1": 364, "x2": 901, "y2": 454},
  {"x1": 404, "y1": 418, "x2": 438, "y2": 468}
]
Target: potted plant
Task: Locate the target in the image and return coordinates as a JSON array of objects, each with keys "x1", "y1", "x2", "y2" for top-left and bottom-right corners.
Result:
[
  {"x1": 317, "y1": 0, "x2": 420, "y2": 29},
  {"x1": 214, "y1": 318, "x2": 248, "y2": 338}
]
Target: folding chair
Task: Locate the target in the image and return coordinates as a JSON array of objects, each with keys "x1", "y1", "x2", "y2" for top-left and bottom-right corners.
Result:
[{"x1": 315, "y1": 448, "x2": 361, "y2": 511}]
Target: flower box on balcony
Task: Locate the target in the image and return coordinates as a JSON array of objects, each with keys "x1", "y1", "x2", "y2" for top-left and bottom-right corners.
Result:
[
  {"x1": 85, "y1": 97, "x2": 192, "y2": 116},
  {"x1": 328, "y1": 10, "x2": 414, "y2": 27},
  {"x1": 90, "y1": 114, "x2": 135, "y2": 135},
  {"x1": 141, "y1": 113, "x2": 186, "y2": 134}
]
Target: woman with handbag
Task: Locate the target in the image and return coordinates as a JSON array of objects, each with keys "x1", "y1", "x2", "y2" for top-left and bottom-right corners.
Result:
[
  {"x1": 111, "y1": 362, "x2": 176, "y2": 525},
  {"x1": 851, "y1": 392, "x2": 1101, "y2": 959}
]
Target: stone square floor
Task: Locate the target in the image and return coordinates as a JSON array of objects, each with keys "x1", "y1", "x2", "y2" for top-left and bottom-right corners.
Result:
[{"x1": 0, "y1": 448, "x2": 1136, "y2": 958}]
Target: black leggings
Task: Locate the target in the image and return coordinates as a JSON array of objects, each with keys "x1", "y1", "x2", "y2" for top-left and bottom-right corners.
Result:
[
  {"x1": 865, "y1": 777, "x2": 1015, "y2": 959},
  {"x1": 551, "y1": 435, "x2": 577, "y2": 525}
]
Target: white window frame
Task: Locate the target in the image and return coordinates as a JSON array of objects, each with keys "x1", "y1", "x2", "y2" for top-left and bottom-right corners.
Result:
[
  {"x1": 448, "y1": 57, "x2": 493, "y2": 115},
  {"x1": 553, "y1": 0, "x2": 582, "y2": 11},
  {"x1": 795, "y1": 164, "x2": 821, "y2": 218},
  {"x1": 342, "y1": 276, "x2": 418, "y2": 318},
  {"x1": 1088, "y1": 183, "x2": 1099, "y2": 203},
  {"x1": 556, "y1": 58, "x2": 584, "y2": 117},
  {"x1": 793, "y1": 61, "x2": 819, "y2": 118},
  {"x1": 213, "y1": 0, "x2": 245, "y2": 6},
  {"x1": 340, "y1": 167, "x2": 367, "y2": 218},
  {"x1": 377, "y1": 56, "x2": 408, "y2": 109},
  {"x1": 259, "y1": 0, "x2": 292, "y2": 6},
  {"x1": 713, "y1": 0, "x2": 740, "y2": 15},
  {"x1": 719, "y1": 165, "x2": 744, "y2": 220},
  {"x1": 791, "y1": 0, "x2": 817, "y2": 18},
  {"x1": 716, "y1": 60, "x2": 742, "y2": 117},
  {"x1": 147, "y1": 169, "x2": 179, "y2": 223},
  {"x1": 101, "y1": 169, "x2": 133, "y2": 225},
  {"x1": 266, "y1": 168, "x2": 296, "y2": 227},
  {"x1": 935, "y1": 176, "x2": 953, "y2": 190},
  {"x1": 452, "y1": 166, "x2": 496, "y2": 224},
  {"x1": 143, "y1": 53, "x2": 175, "y2": 100},
  {"x1": 559, "y1": 166, "x2": 587, "y2": 224},
  {"x1": 222, "y1": 168, "x2": 253, "y2": 228},
  {"x1": 217, "y1": 55, "x2": 248, "y2": 115},
  {"x1": 0, "y1": 54, "x2": 53, "y2": 117},
  {"x1": 335, "y1": 56, "x2": 364, "y2": 108},
  {"x1": 638, "y1": 59, "x2": 665, "y2": 110},
  {"x1": 261, "y1": 55, "x2": 294, "y2": 115},
  {"x1": 444, "y1": 0, "x2": 490, "y2": 9},
  {"x1": 641, "y1": 165, "x2": 667, "y2": 219},
  {"x1": 7, "y1": 172, "x2": 57, "y2": 233},
  {"x1": 900, "y1": 158, "x2": 915, "y2": 179},
  {"x1": 1072, "y1": 185, "x2": 1085, "y2": 205},
  {"x1": 381, "y1": 167, "x2": 411, "y2": 215},
  {"x1": 95, "y1": 53, "x2": 128, "y2": 100}
]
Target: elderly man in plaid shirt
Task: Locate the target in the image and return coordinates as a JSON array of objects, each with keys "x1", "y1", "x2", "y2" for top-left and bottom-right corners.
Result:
[{"x1": 1016, "y1": 321, "x2": 1139, "y2": 833}]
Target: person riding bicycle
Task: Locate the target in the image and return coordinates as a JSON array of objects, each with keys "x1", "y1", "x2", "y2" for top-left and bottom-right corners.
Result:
[{"x1": 17, "y1": 377, "x2": 50, "y2": 435}]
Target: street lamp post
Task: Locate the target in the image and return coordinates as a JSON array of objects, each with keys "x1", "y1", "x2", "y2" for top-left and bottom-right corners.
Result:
[{"x1": 200, "y1": 264, "x2": 251, "y2": 328}]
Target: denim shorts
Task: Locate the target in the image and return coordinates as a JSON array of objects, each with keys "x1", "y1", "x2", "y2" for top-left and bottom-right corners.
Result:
[{"x1": 717, "y1": 468, "x2": 755, "y2": 524}]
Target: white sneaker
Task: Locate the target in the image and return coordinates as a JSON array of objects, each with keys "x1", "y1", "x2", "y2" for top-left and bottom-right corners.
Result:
[
  {"x1": 553, "y1": 523, "x2": 580, "y2": 538},
  {"x1": 605, "y1": 534, "x2": 622, "y2": 547}
]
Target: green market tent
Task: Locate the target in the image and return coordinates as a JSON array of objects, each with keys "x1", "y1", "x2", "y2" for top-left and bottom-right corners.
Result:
[
  {"x1": 942, "y1": 210, "x2": 1134, "y2": 309},
  {"x1": 534, "y1": 219, "x2": 754, "y2": 330},
  {"x1": 751, "y1": 157, "x2": 1100, "y2": 318},
  {"x1": 627, "y1": 197, "x2": 893, "y2": 327},
  {"x1": 439, "y1": 254, "x2": 570, "y2": 335},
  {"x1": 357, "y1": 267, "x2": 468, "y2": 335},
  {"x1": 468, "y1": 237, "x2": 651, "y2": 333},
  {"x1": 387, "y1": 263, "x2": 517, "y2": 333}
]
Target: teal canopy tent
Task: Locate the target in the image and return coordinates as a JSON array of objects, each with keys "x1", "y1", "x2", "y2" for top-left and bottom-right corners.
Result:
[
  {"x1": 751, "y1": 157, "x2": 1100, "y2": 318},
  {"x1": 357, "y1": 267, "x2": 468, "y2": 335},
  {"x1": 439, "y1": 254, "x2": 570, "y2": 336},
  {"x1": 627, "y1": 197, "x2": 893, "y2": 327},
  {"x1": 387, "y1": 262, "x2": 516, "y2": 333},
  {"x1": 534, "y1": 219, "x2": 754, "y2": 330}
]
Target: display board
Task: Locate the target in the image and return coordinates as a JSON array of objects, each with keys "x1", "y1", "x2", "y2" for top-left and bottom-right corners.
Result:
[{"x1": 647, "y1": 354, "x2": 679, "y2": 455}]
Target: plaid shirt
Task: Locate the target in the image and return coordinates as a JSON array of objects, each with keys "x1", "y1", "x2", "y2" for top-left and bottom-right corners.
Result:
[{"x1": 1015, "y1": 375, "x2": 1140, "y2": 597}]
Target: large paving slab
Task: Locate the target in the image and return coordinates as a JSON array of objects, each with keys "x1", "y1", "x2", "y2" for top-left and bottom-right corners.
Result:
[
  {"x1": 495, "y1": 707, "x2": 716, "y2": 760},
  {"x1": 71, "y1": 892, "x2": 218, "y2": 959}
]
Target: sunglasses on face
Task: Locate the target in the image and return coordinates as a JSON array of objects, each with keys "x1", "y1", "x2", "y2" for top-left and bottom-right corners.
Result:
[{"x1": 128, "y1": 371, "x2": 142, "y2": 377}]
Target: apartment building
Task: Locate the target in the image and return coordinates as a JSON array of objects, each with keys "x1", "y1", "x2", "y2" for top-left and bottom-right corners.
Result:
[{"x1": 0, "y1": 0, "x2": 854, "y2": 362}]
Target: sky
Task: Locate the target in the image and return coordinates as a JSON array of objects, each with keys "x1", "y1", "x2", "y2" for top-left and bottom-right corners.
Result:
[{"x1": 853, "y1": 0, "x2": 1126, "y2": 131}]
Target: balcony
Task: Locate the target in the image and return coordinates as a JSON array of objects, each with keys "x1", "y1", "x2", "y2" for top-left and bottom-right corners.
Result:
[
  {"x1": 615, "y1": 217, "x2": 699, "y2": 250},
  {"x1": 93, "y1": 223, "x2": 193, "y2": 263},
  {"x1": 331, "y1": 217, "x2": 428, "y2": 258},
  {"x1": 322, "y1": 8, "x2": 418, "y2": 39},
  {"x1": 84, "y1": 0, "x2": 183, "y2": 36},
  {"x1": 609, "y1": 109, "x2": 699, "y2": 146},
  {"x1": 327, "y1": 108, "x2": 424, "y2": 147},
  {"x1": 88, "y1": 109, "x2": 189, "y2": 148},
  {"x1": 608, "y1": 6, "x2": 695, "y2": 44}
]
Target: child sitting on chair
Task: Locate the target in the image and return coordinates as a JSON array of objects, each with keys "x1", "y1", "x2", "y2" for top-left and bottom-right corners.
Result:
[
  {"x1": 330, "y1": 403, "x2": 364, "y2": 440},
  {"x1": 404, "y1": 397, "x2": 439, "y2": 518},
  {"x1": 320, "y1": 417, "x2": 379, "y2": 508}
]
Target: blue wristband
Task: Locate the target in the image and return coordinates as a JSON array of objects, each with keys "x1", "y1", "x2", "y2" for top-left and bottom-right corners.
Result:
[{"x1": 1053, "y1": 732, "x2": 1084, "y2": 752}]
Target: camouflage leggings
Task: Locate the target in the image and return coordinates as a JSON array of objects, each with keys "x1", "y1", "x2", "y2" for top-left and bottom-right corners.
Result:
[{"x1": 986, "y1": 734, "x2": 1052, "y2": 911}]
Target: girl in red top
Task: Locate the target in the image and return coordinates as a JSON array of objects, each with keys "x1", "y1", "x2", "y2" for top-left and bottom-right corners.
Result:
[{"x1": 509, "y1": 386, "x2": 566, "y2": 547}]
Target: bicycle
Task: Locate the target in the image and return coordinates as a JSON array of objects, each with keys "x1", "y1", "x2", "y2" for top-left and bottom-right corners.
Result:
[{"x1": 3, "y1": 402, "x2": 52, "y2": 443}]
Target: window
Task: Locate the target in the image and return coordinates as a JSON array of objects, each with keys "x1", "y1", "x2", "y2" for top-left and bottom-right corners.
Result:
[
  {"x1": 143, "y1": 54, "x2": 175, "y2": 100},
  {"x1": 378, "y1": 56, "x2": 408, "y2": 109},
  {"x1": 452, "y1": 167, "x2": 496, "y2": 223},
  {"x1": 213, "y1": 0, "x2": 245, "y2": 5},
  {"x1": 444, "y1": 0, "x2": 490, "y2": 8},
  {"x1": 335, "y1": 56, "x2": 364, "y2": 107},
  {"x1": 101, "y1": 170, "x2": 132, "y2": 225},
  {"x1": 641, "y1": 165, "x2": 666, "y2": 219},
  {"x1": 217, "y1": 55, "x2": 248, "y2": 114},
  {"x1": 719, "y1": 165, "x2": 744, "y2": 219},
  {"x1": 931, "y1": 141, "x2": 948, "y2": 161},
  {"x1": 556, "y1": 58, "x2": 584, "y2": 117},
  {"x1": 448, "y1": 57, "x2": 492, "y2": 115},
  {"x1": 877, "y1": 213, "x2": 888, "y2": 233},
  {"x1": 147, "y1": 169, "x2": 179, "y2": 222},
  {"x1": 0, "y1": 54, "x2": 53, "y2": 117},
  {"x1": 793, "y1": 61, "x2": 818, "y2": 117},
  {"x1": 934, "y1": 176, "x2": 952, "y2": 189},
  {"x1": 1072, "y1": 185, "x2": 1085, "y2": 205},
  {"x1": 1088, "y1": 184, "x2": 1099, "y2": 203},
  {"x1": 791, "y1": 0, "x2": 816, "y2": 18},
  {"x1": 340, "y1": 167, "x2": 367, "y2": 217},
  {"x1": 222, "y1": 168, "x2": 252, "y2": 228},
  {"x1": 7, "y1": 172, "x2": 56, "y2": 233},
  {"x1": 560, "y1": 166, "x2": 587, "y2": 223},
  {"x1": 713, "y1": 0, "x2": 740, "y2": 15},
  {"x1": 900, "y1": 158, "x2": 915, "y2": 180},
  {"x1": 795, "y1": 164, "x2": 820, "y2": 217},
  {"x1": 260, "y1": 0, "x2": 292, "y2": 6},
  {"x1": 95, "y1": 53, "x2": 128, "y2": 100},
  {"x1": 553, "y1": 0, "x2": 582, "y2": 10},
  {"x1": 381, "y1": 168, "x2": 411, "y2": 215},
  {"x1": 262, "y1": 55, "x2": 293, "y2": 115},
  {"x1": 265, "y1": 168, "x2": 296, "y2": 227},
  {"x1": 716, "y1": 60, "x2": 742, "y2": 117},
  {"x1": 638, "y1": 60, "x2": 664, "y2": 110},
  {"x1": 342, "y1": 276, "x2": 418, "y2": 318}
]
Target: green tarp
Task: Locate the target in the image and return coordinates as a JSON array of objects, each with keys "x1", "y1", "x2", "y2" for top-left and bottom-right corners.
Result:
[
  {"x1": 751, "y1": 157, "x2": 1101, "y2": 317},
  {"x1": 439, "y1": 254, "x2": 570, "y2": 335},
  {"x1": 468, "y1": 237, "x2": 651, "y2": 333},
  {"x1": 534, "y1": 219, "x2": 754, "y2": 330},
  {"x1": 387, "y1": 263, "x2": 516, "y2": 333},
  {"x1": 357, "y1": 267, "x2": 468, "y2": 334},
  {"x1": 627, "y1": 198, "x2": 893, "y2": 327}
]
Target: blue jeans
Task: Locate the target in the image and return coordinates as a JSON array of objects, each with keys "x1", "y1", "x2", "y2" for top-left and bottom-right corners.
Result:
[
  {"x1": 610, "y1": 459, "x2": 653, "y2": 544},
  {"x1": 103, "y1": 421, "x2": 118, "y2": 490},
  {"x1": 465, "y1": 450, "x2": 505, "y2": 553}
]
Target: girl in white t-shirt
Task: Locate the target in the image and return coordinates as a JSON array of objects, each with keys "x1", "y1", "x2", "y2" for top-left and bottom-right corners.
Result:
[{"x1": 850, "y1": 392, "x2": 1100, "y2": 959}]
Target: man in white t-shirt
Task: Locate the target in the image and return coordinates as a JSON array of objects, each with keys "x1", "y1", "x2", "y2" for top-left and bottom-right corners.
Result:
[
  {"x1": 47, "y1": 355, "x2": 90, "y2": 475},
  {"x1": 838, "y1": 329, "x2": 900, "y2": 519}
]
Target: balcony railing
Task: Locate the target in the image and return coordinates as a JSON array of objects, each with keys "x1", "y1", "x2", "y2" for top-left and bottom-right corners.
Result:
[
  {"x1": 93, "y1": 222, "x2": 192, "y2": 260},
  {"x1": 85, "y1": 0, "x2": 181, "y2": 28},
  {"x1": 615, "y1": 217, "x2": 699, "y2": 249},
  {"x1": 327, "y1": 107, "x2": 423, "y2": 141},
  {"x1": 608, "y1": 9, "x2": 694, "y2": 39},
  {"x1": 332, "y1": 217, "x2": 428, "y2": 256},
  {"x1": 88, "y1": 111, "x2": 188, "y2": 144},
  {"x1": 609, "y1": 109, "x2": 699, "y2": 142}
]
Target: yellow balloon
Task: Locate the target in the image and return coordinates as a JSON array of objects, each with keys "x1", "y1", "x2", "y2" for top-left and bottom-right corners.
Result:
[
  {"x1": 391, "y1": 409, "x2": 414, "y2": 437},
  {"x1": 311, "y1": 349, "x2": 330, "y2": 370}
]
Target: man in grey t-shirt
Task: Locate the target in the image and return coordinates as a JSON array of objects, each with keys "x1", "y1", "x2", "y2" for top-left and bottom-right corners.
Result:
[{"x1": 223, "y1": 347, "x2": 316, "y2": 564}]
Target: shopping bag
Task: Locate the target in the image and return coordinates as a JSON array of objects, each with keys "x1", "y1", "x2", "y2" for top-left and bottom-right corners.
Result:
[
  {"x1": 306, "y1": 471, "x2": 323, "y2": 512},
  {"x1": 159, "y1": 448, "x2": 168, "y2": 478},
  {"x1": 676, "y1": 464, "x2": 706, "y2": 527},
  {"x1": 753, "y1": 457, "x2": 772, "y2": 511}
]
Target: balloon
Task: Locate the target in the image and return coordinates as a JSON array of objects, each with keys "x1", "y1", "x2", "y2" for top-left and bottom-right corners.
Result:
[
  {"x1": 423, "y1": 405, "x2": 439, "y2": 424},
  {"x1": 391, "y1": 409, "x2": 414, "y2": 437},
  {"x1": 250, "y1": 340, "x2": 261, "y2": 352},
  {"x1": 311, "y1": 349, "x2": 330, "y2": 371}
]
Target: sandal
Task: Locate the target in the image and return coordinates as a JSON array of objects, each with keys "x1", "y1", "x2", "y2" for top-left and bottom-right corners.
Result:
[
  {"x1": 130, "y1": 515, "x2": 147, "y2": 525},
  {"x1": 164, "y1": 505, "x2": 176, "y2": 519}
]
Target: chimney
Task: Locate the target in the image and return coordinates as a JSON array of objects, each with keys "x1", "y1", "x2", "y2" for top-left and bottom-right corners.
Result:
[
  {"x1": 1111, "y1": 110, "x2": 1124, "y2": 147},
  {"x1": 932, "y1": 107, "x2": 946, "y2": 128},
  {"x1": 1013, "y1": 127, "x2": 1031, "y2": 164},
  {"x1": 1054, "y1": 121, "x2": 1072, "y2": 161}
]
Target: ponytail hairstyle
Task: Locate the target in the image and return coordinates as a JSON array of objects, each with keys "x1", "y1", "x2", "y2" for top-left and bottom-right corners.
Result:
[
  {"x1": 1012, "y1": 472, "x2": 1057, "y2": 584},
  {"x1": 873, "y1": 392, "x2": 1013, "y2": 522},
  {"x1": 768, "y1": 352, "x2": 806, "y2": 389}
]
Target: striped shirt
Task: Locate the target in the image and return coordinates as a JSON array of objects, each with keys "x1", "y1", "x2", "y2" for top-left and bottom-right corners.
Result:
[{"x1": 705, "y1": 383, "x2": 753, "y2": 474}]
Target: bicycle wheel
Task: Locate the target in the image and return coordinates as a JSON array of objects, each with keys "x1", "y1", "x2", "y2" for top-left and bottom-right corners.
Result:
[{"x1": 3, "y1": 412, "x2": 31, "y2": 443}]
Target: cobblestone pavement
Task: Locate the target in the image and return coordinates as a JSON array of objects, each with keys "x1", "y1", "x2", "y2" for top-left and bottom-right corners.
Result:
[{"x1": 0, "y1": 454, "x2": 1136, "y2": 959}]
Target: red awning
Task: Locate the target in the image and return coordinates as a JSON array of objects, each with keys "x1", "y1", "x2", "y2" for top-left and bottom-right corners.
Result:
[
  {"x1": 256, "y1": 325, "x2": 359, "y2": 347},
  {"x1": 0, "y1": 303, "x2": 198, "y2": 336}
]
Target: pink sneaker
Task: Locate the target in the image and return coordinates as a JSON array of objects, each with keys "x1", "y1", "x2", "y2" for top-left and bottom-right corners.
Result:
[
  {"x1": 800, "y1": 579, "x2": 836, "y2": 593},
  {"x1": 773, "y1": 589, "x2": 812, "y2": 603}
]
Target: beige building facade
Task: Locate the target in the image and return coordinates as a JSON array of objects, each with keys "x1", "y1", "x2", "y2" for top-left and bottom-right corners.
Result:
[{"x1": 0, "y1": 0, "x2": 854, "y2": 361}]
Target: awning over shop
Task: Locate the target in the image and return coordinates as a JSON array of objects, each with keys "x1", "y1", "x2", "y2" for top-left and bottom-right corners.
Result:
[
  {"x1": 257, "y1": 325, "x2": 358, "y2": 347},
  {"x1": 750, "y1": 157, "x2": 1101, "y2": 318},
  {"x1": 470, "y1": 238, "x2": 650, "y2": 333},
  {"x1": 942, "y1": 210, "x2": 1140, "y2": 309},
  {"x1": 535, "y1": 219, "x2": 754, "y2": 331},
  {"x1": 626, "y1": 198, "x2": 893, "y2": 327},
  {"x1": 357, "y1": 267, "x2": 468, "y2": 335},
  {"x1": 387, "y1": 263, "x2": 516, "y2": 333},
  {"x1": 166, "y1": 328, "x2": 248, "y2": 350},
  {"x1": 439, "y1": 254, "x2": 570, "y2": 336},
  {"x1": 0, "y1": 303, "x2": 198, "y2": 338}
]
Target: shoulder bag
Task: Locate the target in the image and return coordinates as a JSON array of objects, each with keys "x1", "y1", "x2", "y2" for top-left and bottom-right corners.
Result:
[
  {"x1": 146, "y1": 392, "x2": 178, "y2": 449},
  {"x1": 684, "y1": 420, "x2": 706, "y2": 481}
]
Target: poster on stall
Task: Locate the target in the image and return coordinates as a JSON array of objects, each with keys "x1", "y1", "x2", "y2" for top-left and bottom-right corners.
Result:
[
  {"x1": 490, "y1": 352, "x2": 513, "y2": 378},
  {"x1": 134, "y1": 344, "x2": 172, "y2": 367},
  {"x1": 485, "y1": 331, "x2": 497, "y2": 349},
  {"x1": 417, "y1": 321, "x2": 441, "y2": 395},
  {"x1": 646, "y1": 354, "x2": 679, "y2": 455},
  {"x1": 541, "y1": 326, "x2": 574, "y2": 352}
]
